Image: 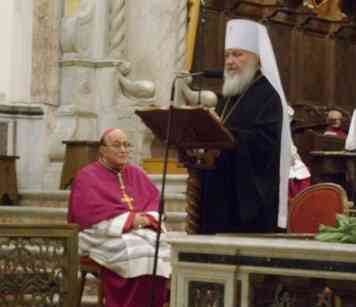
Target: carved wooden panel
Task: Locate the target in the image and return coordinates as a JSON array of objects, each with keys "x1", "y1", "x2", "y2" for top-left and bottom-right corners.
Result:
[
  {"x1": 0, "y1": 156, "x2": 19, "y2": 206},
  {"x1": 192, "y1": 3, "x2": 225, "y2": 93},
  {"x1": 334, "y1": 40, "x2": 356, "y2": 111},
  {"x1": 267, "y1": 22, "x2": 296, "y2": 102},
  {"x1": 296, "y1": 31, "x2": 330, "y2": 106},
  {"x1": 0, "y1": 224, "x2": 79, "y2": 307},
  {"x1": 60, "y1": 141, "x2": 100, "y2": 189},
  {"x1": 0, "y1": 122, "x2": 8, "y2": 155},
  {"x1": 250, "y1": 273, "x2": 356, "y2": 307},
  {"x1": 188, "y1": 281, "x2": 225, "y2": 307},
  {"x1": 190, "y1": 1, "x2": 356, "y2": 111}
]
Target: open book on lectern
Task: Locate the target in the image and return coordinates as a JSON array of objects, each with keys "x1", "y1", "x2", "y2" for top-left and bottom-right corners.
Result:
[{"x1": 135, "y1": 106, "x2": 235, "y2": 150}]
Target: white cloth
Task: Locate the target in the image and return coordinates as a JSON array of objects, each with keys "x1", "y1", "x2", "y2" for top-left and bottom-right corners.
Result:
[
  {"x1": 289, "y1": 143, "x2": 310, "y2": 179},
  {"x1": 289, "y1": 159, "x2": 311, "y2": 180},
  {"x1": 78, "y1": 212, "x2": 171, "y2": 279},
  {"x1": 345, "y1": 110, "x2": 356, "y2": 151},
  {"x1": 225, "y1": 19, "x2": 292, "y2": 228}
]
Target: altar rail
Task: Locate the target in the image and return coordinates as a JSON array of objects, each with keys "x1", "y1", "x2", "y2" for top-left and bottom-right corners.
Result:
[
  {"x1": 167, "y1": 233, "x2": 356, "y2": 307},
  {"x1": 0, "y1": 224, "x2": 79, "y2": 307}
]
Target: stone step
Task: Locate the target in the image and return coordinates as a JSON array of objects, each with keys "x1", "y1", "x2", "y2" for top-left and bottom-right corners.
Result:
[
  {"x1": 0, "y1": 206, "x2": 187, "y2": 232},
  {"x1": 149, "y1": 174, "x2": 187, "y2": 194},
  {"x1": 19, "y1": 190, "x2": 187, "y2": 214},
  {"x1": 80, "y1": 274, "x2": 102, "y2": 307}
]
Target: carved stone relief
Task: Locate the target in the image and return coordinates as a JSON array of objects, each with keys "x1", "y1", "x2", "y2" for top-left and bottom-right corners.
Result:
[
  {"x1": 250, "y1": 274, "x2": 355, "y2": 307},
  {"x1": 188, "y1": 281, "x2": 225, "y2": 307},
  {"x1": 109, "y1": 0, "x2": 127, "y2": 58},
  {"x1": 60, "y1": 0, "x2": 95, "y2": 58}
]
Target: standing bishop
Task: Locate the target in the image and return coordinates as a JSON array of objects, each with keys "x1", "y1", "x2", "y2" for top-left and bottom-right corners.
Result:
[{"x1": 199, "y1": 19, "x2": 291, "y2": 233}]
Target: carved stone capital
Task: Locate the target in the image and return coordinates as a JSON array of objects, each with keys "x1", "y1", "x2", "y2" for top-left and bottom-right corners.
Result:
[
  {"x1": 177, "y1": 78, "x2": 218, "y2": 108},
  {"x1": 114, "y1": 63, "x2": 156, "y2": 103}
]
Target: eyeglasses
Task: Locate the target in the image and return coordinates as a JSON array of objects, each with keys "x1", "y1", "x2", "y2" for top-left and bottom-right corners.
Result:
[{"x1": 103, "y1": 142, "x2": 132, "y2": 150}]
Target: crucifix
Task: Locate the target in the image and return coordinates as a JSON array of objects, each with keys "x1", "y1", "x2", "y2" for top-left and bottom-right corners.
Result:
[
  {"x1": 121, "y1": 191, "x2": 135, "y2": 211},
  {"x1": 118, "y1": 173, "x2": 135, "y2": 210}
]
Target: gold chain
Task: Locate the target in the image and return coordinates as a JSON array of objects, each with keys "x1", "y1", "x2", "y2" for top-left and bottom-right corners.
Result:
[
  {"x1": 220, "y1": 96, "x2": 232, "y2": 121},
  {"x1": 117, "y1": 173, "x2": 125, "y2": 191}
]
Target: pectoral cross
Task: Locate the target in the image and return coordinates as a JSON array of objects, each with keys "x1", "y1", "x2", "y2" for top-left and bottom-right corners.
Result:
[
  {"x1": 121, "y1": 192, "x2": 134, "y2": 211},
  {"x1": 118, "y1": 172, "x2": 135, "y2": 210}
]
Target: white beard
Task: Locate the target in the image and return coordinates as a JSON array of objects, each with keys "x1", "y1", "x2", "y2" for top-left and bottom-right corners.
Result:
[{"x1": 222, "y1": 62, "x2": 259, "y2": 97}]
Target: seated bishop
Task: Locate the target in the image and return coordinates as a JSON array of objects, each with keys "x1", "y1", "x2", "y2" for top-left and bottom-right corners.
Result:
[
  {"x1": 324, "y1": 109, "x2": 348, "y2": 139},
  {"x1": 68, "y1": 128, "x2": 170, "y2": 307}
]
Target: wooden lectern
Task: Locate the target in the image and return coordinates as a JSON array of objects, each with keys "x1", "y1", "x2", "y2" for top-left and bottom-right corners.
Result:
[{"x1": 136, "y1": 106, "x2": 234, "y2": 233}]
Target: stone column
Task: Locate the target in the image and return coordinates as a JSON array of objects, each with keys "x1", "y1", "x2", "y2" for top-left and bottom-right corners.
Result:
[
  {"x1": 45, "y1": 0, "x2": 105, "y2": 189},
  {"x1": 31, "y1": 0, "x2": 61, "y2": 107},
  {"x1": 0, "y1": 0, "x2": 48, "y2": 190}
]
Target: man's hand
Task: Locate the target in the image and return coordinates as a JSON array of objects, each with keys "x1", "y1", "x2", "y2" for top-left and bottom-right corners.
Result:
[{"x1": 133, "y1": 213, "x2": 151, "y2": 229}]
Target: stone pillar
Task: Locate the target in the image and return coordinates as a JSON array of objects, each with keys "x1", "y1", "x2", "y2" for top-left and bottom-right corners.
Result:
[
  {"x1": 45, "y1": 0, "x2": 105, "y2": 189},
  {"x1": 45, "y1": 0, "x2": 158, "y2": 188},
  {"x1": 0, "y1": 1, "x2": 15, "y2": 100},
  {"x1": 9, "y1": 0, "x2": 34, "y2": 103},
  {"x1": 0, "y1": 0, "x2": 48, "y2": 191},
  {"x1": 0, "y1": 0, "x2": 33, "y2": 103},
  {"x1": 31, "y1": 0, "x2": 61, "y2": 106}
]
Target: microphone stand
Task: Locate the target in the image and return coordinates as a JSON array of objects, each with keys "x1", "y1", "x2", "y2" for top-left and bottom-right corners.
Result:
[
  {"x1": 149, "y1": 2, "x2": 209, "y2": 305},
  {"x1": 149, "y1": 77, "x2": 177, "y2": 307},
  {"x1": 197, "y1": 0, "x2": 208, "y2": 105}
]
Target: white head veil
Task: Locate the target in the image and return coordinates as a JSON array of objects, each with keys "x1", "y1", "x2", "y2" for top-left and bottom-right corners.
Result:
[{"x1": 225, "y1": 19, "x2": 291, "y2": 228}]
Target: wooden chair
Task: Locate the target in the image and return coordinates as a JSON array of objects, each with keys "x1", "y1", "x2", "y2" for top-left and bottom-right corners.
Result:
[
  {"x1": 78, "y1": 256, "x2": 104, "y2": 307},
  {"x1": 288, "y1": 183, "x2": 349, "y2": 233}
]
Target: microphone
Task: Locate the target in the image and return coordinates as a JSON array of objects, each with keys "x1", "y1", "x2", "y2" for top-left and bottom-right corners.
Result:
[
  {"x1": 175, "y1": 69, "x2": 223, "y2": 80},
  {"x1": 202, "y1": 69, "x2": 224, "y2": 79}
]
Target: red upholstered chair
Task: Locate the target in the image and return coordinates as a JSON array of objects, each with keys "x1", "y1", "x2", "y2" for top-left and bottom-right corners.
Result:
[
  {"x1": 78, "y1": 256, "x2": 104, "y2": 307},
  {"x1": 288, "y1": 183, "x2": 349, "y2": 233}
]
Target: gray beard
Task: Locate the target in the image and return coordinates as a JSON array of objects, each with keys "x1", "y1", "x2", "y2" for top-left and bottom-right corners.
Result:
[{"x1": 222, "y1": 65, "x2": 258, "y2": 97}]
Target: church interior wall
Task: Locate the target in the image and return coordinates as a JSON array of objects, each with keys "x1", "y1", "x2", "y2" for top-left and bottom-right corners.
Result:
[
  {"x1": 6, "y1": 0, "x2": 355, "y2": 192},
  {"x1": 9, "y1": 0, "x2": 33, "y2": 103},
  {"x1": 0, "y1": 1, "x2": 15, "y2": 100}
]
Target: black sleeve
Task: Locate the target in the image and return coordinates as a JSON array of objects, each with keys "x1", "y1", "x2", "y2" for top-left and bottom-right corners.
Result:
[{"x1": 229, "y1": 92, "x2": 282, "y2": 156}]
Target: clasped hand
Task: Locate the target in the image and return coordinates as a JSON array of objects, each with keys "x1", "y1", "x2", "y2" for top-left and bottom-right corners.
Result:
[{"x1": 133, "y1": 213, "x2": 151, "y2": 229}]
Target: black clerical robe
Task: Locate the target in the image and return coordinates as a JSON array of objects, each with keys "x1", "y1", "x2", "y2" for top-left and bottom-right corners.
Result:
[{"x1": 200, "y1": 76, "x2": 282, "y2": 233}]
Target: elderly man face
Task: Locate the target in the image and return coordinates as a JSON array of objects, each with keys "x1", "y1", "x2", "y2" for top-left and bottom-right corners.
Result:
[
  {"x1": 223, "y1": 48, "x2": 260, "y2": 97},
  {"x1": 100, "y1": 129, "x2": 130, "y2": 170},
  {"x1": 327, "y1": 110, "x2": 343, "y2": 128}
]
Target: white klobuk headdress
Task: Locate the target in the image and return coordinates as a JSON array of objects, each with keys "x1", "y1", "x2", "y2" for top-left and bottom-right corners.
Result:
[{"x1": 225, "y1": 19, "x2": 292, "y2": 228}]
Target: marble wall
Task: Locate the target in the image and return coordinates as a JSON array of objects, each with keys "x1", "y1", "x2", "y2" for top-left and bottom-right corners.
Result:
[
  {"x1": 31, "y1": 0, "x2": 61, "y2": 107},
  {"x1": 1, "y1": 0, "x2": 188, "y2": 190},
  {"x1": 9, "y1": 0, "x2": 33, "y2": 103},
  {"x1": 127, "y1": 0, "x2": 179, "y2": 107},
  {"x1": 0, "y1": 104, "x2": 45, "y2": 190},
  {"x1": 0, "y1": 1, "x2": 14, "y2": 99}
]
